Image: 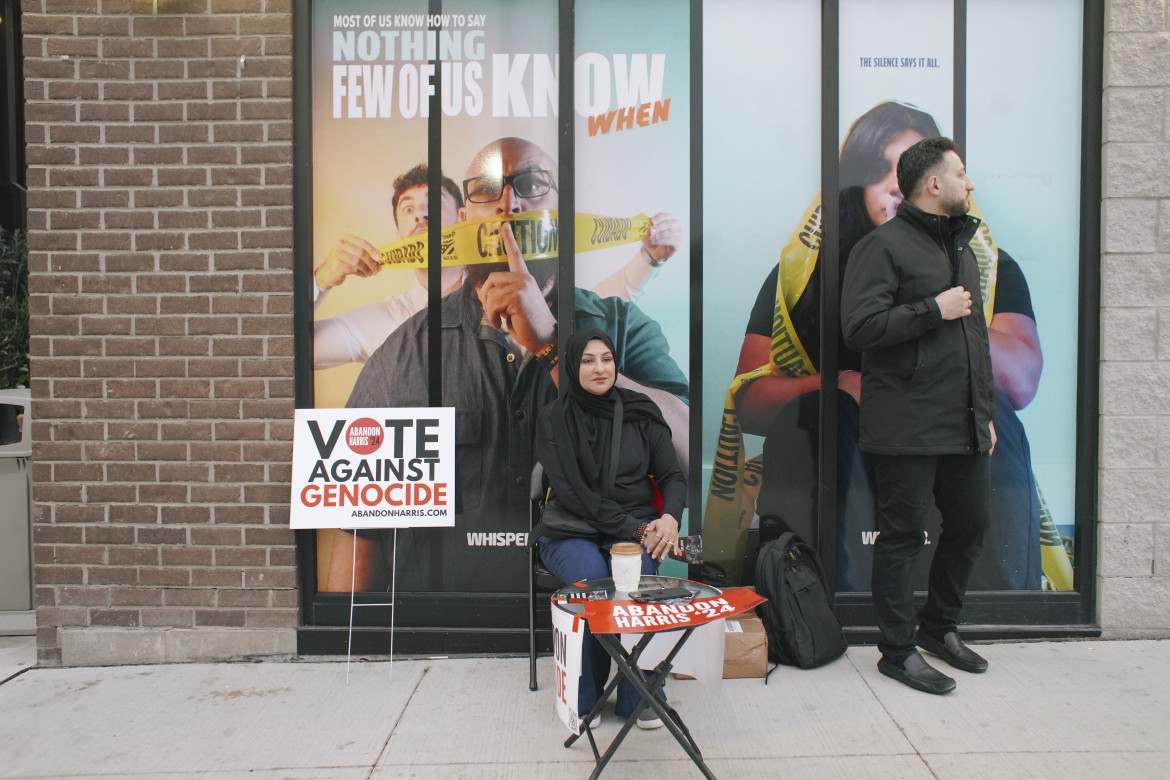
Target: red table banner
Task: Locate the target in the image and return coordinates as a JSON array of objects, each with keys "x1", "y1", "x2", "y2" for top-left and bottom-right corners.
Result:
[{"x1": 582, "y1": 587, "x2": 766, "y2": 635}]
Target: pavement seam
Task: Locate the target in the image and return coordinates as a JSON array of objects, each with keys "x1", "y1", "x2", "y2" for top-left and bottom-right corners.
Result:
[
  {"x1": 366, "y1": 662, "x2": 431, "y2": 778},
  {"x1": 848, "y1": 650, "x2": 940, "y2": 775},
  {"x1": 0, "y1": 665, "x2": 33, "y2": 687}
]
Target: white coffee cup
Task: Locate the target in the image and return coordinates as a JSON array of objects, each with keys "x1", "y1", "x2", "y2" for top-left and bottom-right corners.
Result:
[{"x1": 610, "y1": 542, "x2": 643, "y2": 592}]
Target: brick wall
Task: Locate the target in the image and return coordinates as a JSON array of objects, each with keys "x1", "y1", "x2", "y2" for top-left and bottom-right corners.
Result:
[
  {"x1": 23, "y1": 0, "x2": 297, "y2": 665},
  {"x1": 1099, "y1": 0, "x2": 1170, "y2": 637}
]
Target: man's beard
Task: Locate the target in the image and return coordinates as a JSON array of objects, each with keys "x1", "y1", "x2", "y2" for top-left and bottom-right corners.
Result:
[{"x1": 943, "y1": 193, "x2": 970, "y2": 218}]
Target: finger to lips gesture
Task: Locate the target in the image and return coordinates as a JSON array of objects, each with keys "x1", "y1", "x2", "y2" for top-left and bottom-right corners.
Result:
[{"x1": 477, "y1": 222, "x2": 557, "y2": 354}]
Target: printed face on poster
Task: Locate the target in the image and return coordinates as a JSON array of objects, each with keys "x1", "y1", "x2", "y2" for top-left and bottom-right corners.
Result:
[{"x1": 291, "y1": 408, "x2": 456, "y2": 529}]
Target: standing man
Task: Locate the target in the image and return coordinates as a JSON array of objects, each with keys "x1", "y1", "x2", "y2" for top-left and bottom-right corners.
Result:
[{"x1": 841, "y1": 137, "x2": 996, "y2": 695}]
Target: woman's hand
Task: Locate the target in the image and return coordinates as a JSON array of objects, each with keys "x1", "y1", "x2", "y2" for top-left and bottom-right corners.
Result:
[{"x1": 640, "y1": 514, "x2": 680, "y2": 562}]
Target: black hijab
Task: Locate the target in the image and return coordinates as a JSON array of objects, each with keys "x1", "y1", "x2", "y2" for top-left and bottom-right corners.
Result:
[{"x1": 548, "y1": 328, "x2": 669, "y2": 520}]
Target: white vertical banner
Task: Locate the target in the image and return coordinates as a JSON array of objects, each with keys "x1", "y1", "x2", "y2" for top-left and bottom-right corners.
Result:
[
  {"x1": 551, "y1": 601, "x2": 585, "y2": 733},
  {"x1": 290, "y1": 407, "x2": 456, "y2": 529}
]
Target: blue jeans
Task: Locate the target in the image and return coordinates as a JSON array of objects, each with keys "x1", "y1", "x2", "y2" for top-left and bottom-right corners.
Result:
[{"x1": 538, "y1": 535, "x2": 663, "y2": 717}]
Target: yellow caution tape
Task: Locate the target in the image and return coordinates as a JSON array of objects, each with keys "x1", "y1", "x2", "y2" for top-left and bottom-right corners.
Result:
[{"x1": 372, "y1": 211, "x2": 651, "y2": 269}]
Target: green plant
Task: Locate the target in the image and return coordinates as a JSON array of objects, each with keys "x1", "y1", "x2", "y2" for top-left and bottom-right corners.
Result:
[{"x1": 0, "y1": 228, "x2": 29, "y2": 388}]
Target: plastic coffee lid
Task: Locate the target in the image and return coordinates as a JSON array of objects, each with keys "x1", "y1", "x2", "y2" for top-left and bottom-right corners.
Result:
[{"x1": 610, "y1": 542, "x2": 642, "y2": 555}]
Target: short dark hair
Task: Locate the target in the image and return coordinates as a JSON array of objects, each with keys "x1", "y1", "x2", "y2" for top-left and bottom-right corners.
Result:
[
  {"x1": 391, "y1": 163, "x2": 463, "y2": 214},
  {"x1": 896, "y1": 136, "x2": 956, "y2": 200},
  {"x1": 839, "y1": 102, "x2": 941, "y2": 189}
]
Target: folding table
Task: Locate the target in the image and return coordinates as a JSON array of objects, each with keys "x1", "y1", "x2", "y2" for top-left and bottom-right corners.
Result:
[{"x1": 552, "y1": 576, "x2": 764, "y2": 779}]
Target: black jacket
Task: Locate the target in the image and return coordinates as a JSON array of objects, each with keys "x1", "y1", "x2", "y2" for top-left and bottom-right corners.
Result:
[{"x1": 840, "y1": 200, "x2": 996, "y2": 456}]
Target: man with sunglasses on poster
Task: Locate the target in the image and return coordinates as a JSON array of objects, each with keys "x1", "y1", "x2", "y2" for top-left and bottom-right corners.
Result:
[
  {"x1": 842, "y1": 137, "x2": 995, "y2": 695},
  {"x1": 341, "y1": 137, "x2": 688, "y2": 594}
]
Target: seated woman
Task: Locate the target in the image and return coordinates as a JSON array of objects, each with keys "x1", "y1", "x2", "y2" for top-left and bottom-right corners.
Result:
[{"x1": 535, "y1": 327, "x2": 686, "y2": 729}]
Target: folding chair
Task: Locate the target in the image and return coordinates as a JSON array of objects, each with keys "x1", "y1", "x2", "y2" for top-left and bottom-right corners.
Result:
[{"x1": 528, "y1": 462, "x2": 565, "y2": 691}]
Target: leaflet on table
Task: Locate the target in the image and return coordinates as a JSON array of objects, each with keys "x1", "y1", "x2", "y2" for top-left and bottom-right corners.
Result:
[{"x1": 582, "y1": 587, "x2": 766, "y2": 634}]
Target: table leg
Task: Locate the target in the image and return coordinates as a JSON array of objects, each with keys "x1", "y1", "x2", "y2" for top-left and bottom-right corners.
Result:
[{"x1": 587, "y1": 630, "x2": 718, "y2": 780}]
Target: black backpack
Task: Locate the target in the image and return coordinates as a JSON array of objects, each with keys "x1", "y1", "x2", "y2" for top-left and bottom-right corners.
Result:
[{"x1": 755, "y1": 528, "x2": 847, "y2": 676}]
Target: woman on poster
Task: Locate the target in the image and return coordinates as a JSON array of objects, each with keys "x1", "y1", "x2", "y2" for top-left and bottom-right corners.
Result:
[{"x1": 724, "y1": 101, "x2": 1045, "y2": 591}]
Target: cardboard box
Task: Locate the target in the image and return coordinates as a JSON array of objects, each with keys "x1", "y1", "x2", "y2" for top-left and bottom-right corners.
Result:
[{"x1": 722, "y1": 617, "x2": 768, "y2": 679}]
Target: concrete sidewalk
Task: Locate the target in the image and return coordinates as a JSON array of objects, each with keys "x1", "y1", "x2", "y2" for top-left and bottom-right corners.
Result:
[{"x1": 2, "y1": 636, "x2": 1168, "y2": 779}]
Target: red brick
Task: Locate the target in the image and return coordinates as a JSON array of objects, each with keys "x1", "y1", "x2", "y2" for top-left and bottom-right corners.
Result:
[
  {"x1": 159, "y1": 463, "x2": 210, "y2": 483},
  {"x1": 160, "y1": 421, "x2": 213, "y2": 440},
  {"x1": 109, "y1": 588, "x2": 164, "y2": 607},
  {"x1": 88, "y1": 567, "x2": 140, "y2": 586},
  {"x1": 80, "y1": 357, "x2": 138, "y2": 378},
  {"x1": 162, "y1": 547, "x2": 213, "y2": 566},
  {"x1": 189, "y1": 188, "x2": 240, "y2": 208},
  {"x1": 214, "y1": 505, "x2": 265, "y2": 524},
  {"x1": 268, "y1": 547, "x2": 296, "y2": 567},
  {"x1": 160, "y1": 505, "x2": 213, "y2": 525},
  {"x1": 213, "y1": 421, "x2": 267, "y2": 440},
  {"x1": 190, "y1": 485, "x2": 243, "y2": 504},
  {"x1": 189, "y1": 527, "x2": 244, "y2": 548},
  {"x1": 214, "y1": 547, "x2": 268, "y2": 568},
  {"x1": 107, "y1": 504, "x2": 159, "y2": 524},
  {"x1": 139, "y1": 567, "x2": 192, "y2": 587},
  {"x1": 195, "y1": 609, "x2": 246, "y2": 627},
  {"x1": 136, "y1": 400, "x2": 190, "y2": 418},
  {"x1": 86, "y1": 484, "x2": 138, "y2": 503},
  {"x1": 38, "y1": 607, "x2": 88, "y2": 627},
  {"x1": 192, "y1": 569, "x2": 243, "y2": 588},
  {"x1": 104, "y1": 252, "x2": 157, "y2": 272},
  {"x1": 163, "y1": 588, "x2": 216, "y2": 606},
  {"x1": 107, "y1": 547, "x2": 160, "y2": 566},
  {"x1": 244, "y1": 568, "x2": 295, "y2": 588},
  {"x1": 90, "y1": 609, "x2": 141, "y2": 627},
  {"x1": 84, "y1": 525, "x2": 135, "y2": 545},
  {"x1": 190, "y1": 442, "x2": 243, "y2": 461},
  {"x1": 35, "y1": 566, "x2": 86, "y2": 585},
  {"x1": 159, "y1": 379, "x2": 212, "y2": 398},
  {"x1": 138, "y1": 485, "x2": 189, "y2": 504},
  {"x1": 106, "y1": 422, "x2": 161, "y2": 440},
  {"x1": 137, "y1": 527, "x2": 187, "y2": 546},
  {"x1": 188, "y1": 359, "x2": 245, "y2": 379},
  {"x1": 218, "y1": 589, "x2": 269, "y2": 608}
]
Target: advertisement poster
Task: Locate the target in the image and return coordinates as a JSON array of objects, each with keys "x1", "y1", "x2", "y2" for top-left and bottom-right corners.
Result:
[
  {"x1": 309, "y1": 0, "x2": 691, "y2": 594},
  {"x1": 290, "y1": 408, "x2": 455, "y2": 529},
  {"x1": 311, "y1": 0, "x2": 560, "y2": 593},
  {"x1": 700, "y1": 0, "x2": 1080, "y2": 592}
]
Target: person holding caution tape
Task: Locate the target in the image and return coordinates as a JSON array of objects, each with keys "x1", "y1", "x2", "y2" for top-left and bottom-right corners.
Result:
[
  {"x1": 334, "y1": 137, "x2": 689, "y2": 594},
  {"x1": 707, "y1": 102, "x2": 1055, "y2": 594},
  {"x1": 311, "y1": 162, "x2": 683, "y2": 371},
  {"x1": 841, "y1": 136, "x2": 994, "y2": 695}
]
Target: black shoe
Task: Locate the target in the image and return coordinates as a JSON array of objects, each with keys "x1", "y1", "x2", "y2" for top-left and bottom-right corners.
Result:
[
  {"x1": 917, "y1": 630, "x2": 988, "y2": 673},
  {"x1": 877, "y1": 652, "x2": 956, "y2": 695}
]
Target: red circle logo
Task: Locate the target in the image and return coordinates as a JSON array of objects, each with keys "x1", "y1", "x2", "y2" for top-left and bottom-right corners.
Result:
[{"x1": 346, "y1": 417, "x2": 384, "y2": 456}]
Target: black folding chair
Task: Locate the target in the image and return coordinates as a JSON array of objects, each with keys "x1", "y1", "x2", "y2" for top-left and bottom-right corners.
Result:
[{"x1": 528, "y1": 462, "x2": 565, "y2": 691}]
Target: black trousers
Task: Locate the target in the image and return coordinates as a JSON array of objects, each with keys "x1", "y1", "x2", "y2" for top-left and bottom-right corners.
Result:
[{"x1": 871, "y1": 452, "x2": 990, "y2": 662}]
